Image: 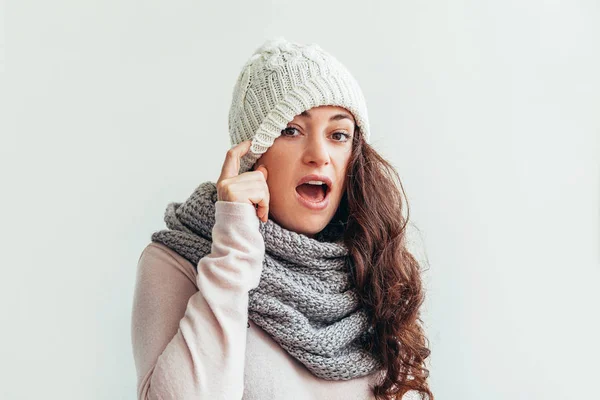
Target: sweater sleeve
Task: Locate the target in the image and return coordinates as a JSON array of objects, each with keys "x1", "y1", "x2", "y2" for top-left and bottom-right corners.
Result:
[{"x1": 131, "y1": 201, "x2": 265, "y2": 400}]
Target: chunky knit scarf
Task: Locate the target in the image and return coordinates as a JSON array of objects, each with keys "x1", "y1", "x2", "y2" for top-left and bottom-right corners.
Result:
[{"x1": 150, "y1": 181, "x2": 382, "y2": 380}]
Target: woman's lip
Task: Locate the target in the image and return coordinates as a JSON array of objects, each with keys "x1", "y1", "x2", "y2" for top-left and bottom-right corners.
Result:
[{"x1": 294, "y1": 187, "x2": 330, "y2": 211}]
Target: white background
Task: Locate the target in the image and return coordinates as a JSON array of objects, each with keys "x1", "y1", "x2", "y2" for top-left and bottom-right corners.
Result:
[{"x1": 1, "y1": 1, "x2": 599, "y2": 399}]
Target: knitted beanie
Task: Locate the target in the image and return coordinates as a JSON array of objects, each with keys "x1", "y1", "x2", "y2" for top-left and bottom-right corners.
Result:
[{"x1": 228, "y1": 36, "x2": 371, "y2": 174}]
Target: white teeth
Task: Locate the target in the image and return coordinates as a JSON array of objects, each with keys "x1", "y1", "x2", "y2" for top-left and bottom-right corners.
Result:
[{"x1": 306, "y1": 181, "x2": 325, "y2": 185}]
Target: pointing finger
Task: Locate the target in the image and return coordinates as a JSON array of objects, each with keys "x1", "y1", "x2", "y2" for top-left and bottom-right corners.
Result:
[{"x1": 218, "y1": 140, "x2": 252, "y2": 182}]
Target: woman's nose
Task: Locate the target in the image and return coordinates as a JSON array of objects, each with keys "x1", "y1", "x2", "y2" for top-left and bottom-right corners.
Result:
[{"x1": 302, "y1": 134, "x2": 330, "y2": 167}]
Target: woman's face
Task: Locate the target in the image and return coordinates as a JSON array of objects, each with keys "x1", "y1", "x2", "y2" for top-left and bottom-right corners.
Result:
[{"x1": 252, "y1": 105, "x2": 356, "y2": 238}]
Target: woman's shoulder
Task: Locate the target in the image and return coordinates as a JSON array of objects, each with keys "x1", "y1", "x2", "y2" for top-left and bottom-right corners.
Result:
[{"x1": 136, "y1": 241, "x2": 198, "y2": 285}]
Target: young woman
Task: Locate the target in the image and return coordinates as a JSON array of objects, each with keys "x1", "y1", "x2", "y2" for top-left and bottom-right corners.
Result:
[{"x1": 131, "y1": 37, "x2": 434, "y2": 400}]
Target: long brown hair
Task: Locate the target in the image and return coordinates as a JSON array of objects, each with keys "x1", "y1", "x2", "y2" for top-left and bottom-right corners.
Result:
[{"x1": 329, "y1": 125, "x2": 434, "y2": 400}]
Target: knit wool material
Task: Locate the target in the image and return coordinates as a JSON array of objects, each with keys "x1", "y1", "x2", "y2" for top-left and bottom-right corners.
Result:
[
  {"x1": 229, "y1": 36, "x2": 371, "y2": 174},
  {"x1": 150, "y1": 181, "x2": 383, "y2": 381}
]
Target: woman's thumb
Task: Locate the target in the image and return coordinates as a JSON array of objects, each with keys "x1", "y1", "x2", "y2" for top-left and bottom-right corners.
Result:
[
  {"x1": 256, "y1": 164, "x2": 268, "y2": 181},
  {"x1": 255, "y1": 164, "x2": 269, "y2": 222}
]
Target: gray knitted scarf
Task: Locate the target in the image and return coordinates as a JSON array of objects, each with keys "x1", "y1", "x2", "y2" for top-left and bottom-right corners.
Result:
[{"x1": 150, "y1": 181, "x2": 382, "y2": 380}]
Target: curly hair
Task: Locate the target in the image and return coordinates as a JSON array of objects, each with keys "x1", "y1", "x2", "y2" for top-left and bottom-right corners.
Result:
[{"x1": 327, "y1": 125, "x2": 434, "y2": 400}]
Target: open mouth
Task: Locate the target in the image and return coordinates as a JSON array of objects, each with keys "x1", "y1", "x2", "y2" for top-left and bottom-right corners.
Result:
[{"x1": 295, "y1": 182, "x2": 330, "y2": 203}]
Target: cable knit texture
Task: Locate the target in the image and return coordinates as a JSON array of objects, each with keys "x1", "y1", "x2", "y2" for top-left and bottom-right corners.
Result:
[
  {"x1": 228, "y1": 36, "x2": 371, "y2": 174},
  {"x1": 150, "y1": 181, "x2": 383, "y2": 381}
]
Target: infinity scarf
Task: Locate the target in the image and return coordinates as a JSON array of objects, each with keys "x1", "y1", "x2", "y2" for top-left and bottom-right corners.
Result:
[{"x1": 150, "y1": 181, "x2": 382, "y2": 380}]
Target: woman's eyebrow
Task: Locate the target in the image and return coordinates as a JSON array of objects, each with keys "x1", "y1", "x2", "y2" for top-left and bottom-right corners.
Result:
[{"x1": 299, "y1": 110, "x2": 354, "y2": 122}]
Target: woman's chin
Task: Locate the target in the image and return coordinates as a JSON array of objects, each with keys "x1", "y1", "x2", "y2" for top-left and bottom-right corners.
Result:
[{"x1": 272, "y1": 212, "x2": 329, "y2": 238}]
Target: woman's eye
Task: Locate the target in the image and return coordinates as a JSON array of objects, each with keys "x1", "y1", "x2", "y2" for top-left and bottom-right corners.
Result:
[
  {"x1": 332, "y1": 132, "x2": 351, "y2": 142},
  {"x1": 281, "y1": 127, "x2": 299, "y2": 136}
]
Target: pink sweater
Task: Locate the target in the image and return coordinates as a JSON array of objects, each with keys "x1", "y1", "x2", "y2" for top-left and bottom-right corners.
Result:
[{"x1": 131, "y1": 200, "x2": 419, "y2": 399}]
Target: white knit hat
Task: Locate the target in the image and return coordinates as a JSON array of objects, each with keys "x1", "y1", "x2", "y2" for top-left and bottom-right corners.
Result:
[{"x1": 228, "y1": 36, "x2": 371, "y2": 174}]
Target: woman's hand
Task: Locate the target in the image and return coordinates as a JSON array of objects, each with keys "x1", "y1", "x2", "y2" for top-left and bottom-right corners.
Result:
[{"x1": 216, "y1": 140, "x2": 270, "y2": 223}]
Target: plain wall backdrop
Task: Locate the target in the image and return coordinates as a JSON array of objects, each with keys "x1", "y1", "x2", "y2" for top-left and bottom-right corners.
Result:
[{"x1": 1, "y1": 1, "x2": 599, "y2": 399}]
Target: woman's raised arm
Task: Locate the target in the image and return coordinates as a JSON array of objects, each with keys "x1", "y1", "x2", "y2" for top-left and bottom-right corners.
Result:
[{"x1": 131, "y1": 201, "x2": 265, "y2": 400}]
